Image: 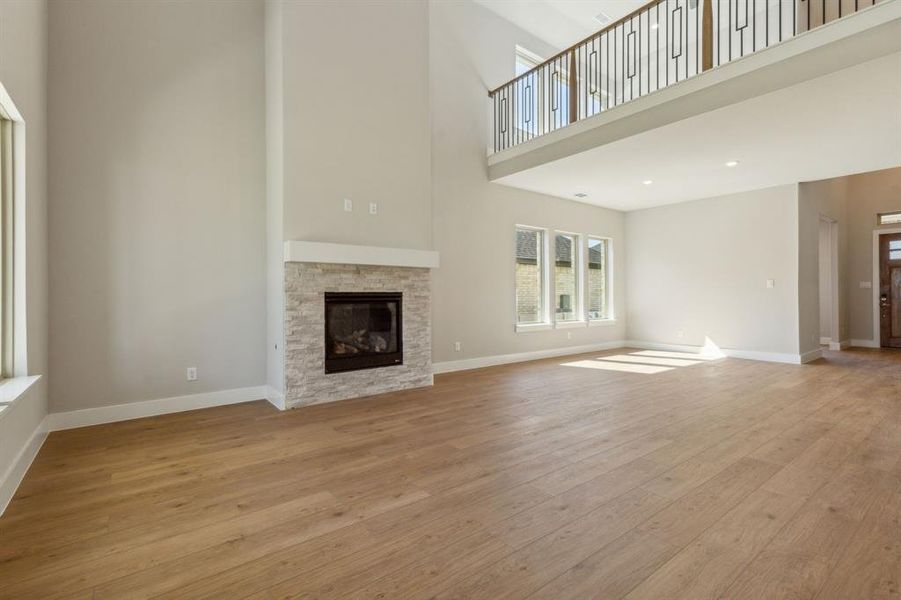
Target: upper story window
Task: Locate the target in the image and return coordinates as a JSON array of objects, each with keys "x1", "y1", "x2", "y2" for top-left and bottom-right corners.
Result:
[{"x1": 515, "y1": 46, "x2": 542, "y2": 76}]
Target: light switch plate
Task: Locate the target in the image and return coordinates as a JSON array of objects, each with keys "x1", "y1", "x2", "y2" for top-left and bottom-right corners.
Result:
[
  {"x1": 860, "y1": 281, "x2": 872, "y2": 289},
  {"x1": 343, "y1": 199, "x2": 353, "y2": 212}
]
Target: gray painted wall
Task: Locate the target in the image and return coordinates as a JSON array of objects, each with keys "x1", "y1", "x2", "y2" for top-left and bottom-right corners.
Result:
[
  {"x1": 280, "y1": 0, "x2": 432, "y2": 250},
  {"x1": 48, "y1": 0, "x2": 267, "y2": 412},
  {"x1": 626, "y1": 185, "x2": 801, "y2": 356}
]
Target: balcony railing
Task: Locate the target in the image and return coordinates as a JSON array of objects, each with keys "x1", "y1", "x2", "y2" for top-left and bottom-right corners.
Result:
[{"x1": 489, "y1": 0, "x2": 885, "y2": 153}]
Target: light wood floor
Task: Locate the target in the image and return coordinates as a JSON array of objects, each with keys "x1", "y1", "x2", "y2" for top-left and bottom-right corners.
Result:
[{"x1": 1, "y1": 347, "x2": 900, "y2": 599}]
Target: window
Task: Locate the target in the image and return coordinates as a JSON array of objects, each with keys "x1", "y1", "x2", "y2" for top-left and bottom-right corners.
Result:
[
  {"x1": 555, "y1": 233, "x2": 580, "y2": 322},
  {"x1": 515, "y1": 46, "x2": 542, "y2": 76},
  {"x1": 514, "y1": 47, "x2": 542, "y2": 137},
  {"x1": 0, "y1": 81, "x2": 23, "y2": 381},
  {"x1": 515, "y1": 228, "x2": 614, "y2": 331},
  {"x1": 588, "y1": 237, "x2": 611, "y2": 320},
  {"x1": 891, "y1": 240, "x2": 901, "y2": 261},
  {"x1": 0, "y1": 114, "x2": 11, "y2": 377},
  {"x1": 515, "y1": 227, "x2": 547, "y2": 325},
  {"x1": 878, "y1": 211, "x2": 901, "y2": 226}
]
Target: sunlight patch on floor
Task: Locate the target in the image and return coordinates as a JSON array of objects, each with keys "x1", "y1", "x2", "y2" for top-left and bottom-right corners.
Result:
[
  {"x1": 561, "y1": 344, "x2": 726, "y2": 375},
  {"x1": 560, "y1": 359, "x2": 673, "y2": 375},
  {"x1": 597, "y1": 354, "x2": 702, "y2": 367},
  {"x1": 631, "y1": 350, "x2": 724, "y2": 361}
]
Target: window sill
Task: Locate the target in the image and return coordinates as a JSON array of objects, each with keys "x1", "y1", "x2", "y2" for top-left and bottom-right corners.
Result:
[
  {"x1": 515, "y1": 322, "x2": 552, "y2": 333},
  {"x1": 589, "y1": 318, "x2": 618, "y2": 327},
  {"x1": 0, "y1": 375, "x2": 42, "y2": 423},
  {"x1": 555, "y1": 320, "x2": 587, "y2": 329}
]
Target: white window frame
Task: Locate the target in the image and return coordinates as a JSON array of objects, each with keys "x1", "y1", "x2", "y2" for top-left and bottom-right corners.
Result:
[
  {"x1": 514, "y1": 225, "x2": 551, "y2": 332},
  {"x1": 586, "y1": 235, "x2": 616, "y2": 324},
  {"x1": 553, "y1": 231, "x2": 584, "y2": 328},
  {"x1": 515, "y1": 46, "x2": 543, "y2": 74},
  {"x1": 0, "y1": 80, "x2": 37, "y2": 413},
  {"x1": 514, "y1": 227, "x2": 617, "y2": 333}
]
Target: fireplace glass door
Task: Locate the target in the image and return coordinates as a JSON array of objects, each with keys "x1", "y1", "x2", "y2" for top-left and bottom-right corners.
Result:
[{"x1": 324, "y1": 292, "x2": 403, "y2": 373}]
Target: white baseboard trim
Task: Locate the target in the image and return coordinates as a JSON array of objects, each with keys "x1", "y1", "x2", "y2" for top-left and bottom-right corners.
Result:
[
  {"x1": 47, "y1": 386, "x2": 269, "y2": 431},
  {"x1": 625, "y1": 340, "x2": 813, "y2": 365},
  {"x1": 828, "y1": 340, "x2": 851, "y2": 351},
  {"x1": 266, "y1": 386, "x2": 286, "y2": 411},
  {"x1": 820, "y1": 336, "x2": 832, "y2": 345},
  {"x1": 433, "y1": 338, "x2": 832, "y2": 373},
  {"x1": 432, "y1": 340, "x2": 628, "y2": 374},
  {"x1": 0, "y1": 415, "x2": 48, "y2": 516},
  {"x1": 851, "y1": 338, "x2": 880, "y2": 348},
  {"x1": 800, "y1": 348, "x2": 824, "y2": 364}
]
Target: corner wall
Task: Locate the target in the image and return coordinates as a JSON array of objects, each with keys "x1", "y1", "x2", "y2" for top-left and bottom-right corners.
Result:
[
  {"x1": 798, "y1": 176, "x2": 851, "y2": 353},
  {"x1": 265, "y1": 0, "x2": 285, "y2": 405},
  {"x1": 429, "y1": 0, "x2": 626, "y2": 368}
]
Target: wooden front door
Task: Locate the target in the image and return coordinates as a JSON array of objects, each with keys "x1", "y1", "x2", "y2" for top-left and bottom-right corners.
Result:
[{"x1": 879, "y1": 232, "x2": 901, "y2": 348}]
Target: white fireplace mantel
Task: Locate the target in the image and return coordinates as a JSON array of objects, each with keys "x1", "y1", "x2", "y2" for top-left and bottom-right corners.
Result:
[{"x1": 284, "y1": 241, "x2": 439, "y2": 269}]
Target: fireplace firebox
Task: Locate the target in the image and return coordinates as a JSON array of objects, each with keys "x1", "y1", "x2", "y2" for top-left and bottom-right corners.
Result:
[{"x1": 324, "y1": 292, "x2": 403, "y2": 374}]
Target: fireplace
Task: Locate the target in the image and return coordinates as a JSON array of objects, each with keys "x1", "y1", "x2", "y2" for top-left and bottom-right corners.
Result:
[{"x1": 324, "y1": 292, "x2": 403, "y2": 374}]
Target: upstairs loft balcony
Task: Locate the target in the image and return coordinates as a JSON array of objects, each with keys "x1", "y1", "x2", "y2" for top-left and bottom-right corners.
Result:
[{"x1": 489, "y1": 0, "x2": 892, "y2": 155}]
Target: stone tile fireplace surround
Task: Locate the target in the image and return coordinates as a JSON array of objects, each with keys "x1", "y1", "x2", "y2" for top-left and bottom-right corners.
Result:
[{"x1": 283, "y1": 242, "x2": 439, "y2": 408}]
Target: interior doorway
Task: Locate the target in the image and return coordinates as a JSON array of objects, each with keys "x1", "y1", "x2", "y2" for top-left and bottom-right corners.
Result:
[
  {"x1": 879, "y1": 232, "x2": 901, "y2": 348},
  {"x1": 818, "y1": 217, "x2": 839, "y2": 348}
]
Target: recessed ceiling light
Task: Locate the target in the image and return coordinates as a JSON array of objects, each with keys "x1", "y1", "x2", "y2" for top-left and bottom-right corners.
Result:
[
  {"x1": 642, "y1": 180, "x2": 653, "y2": 185},
  {"x1": 574, "y1": 192, "x2": 588, "y2": 198},
  {"x1": 725, "y1": 160, "x2": 740, "y2": 167}
]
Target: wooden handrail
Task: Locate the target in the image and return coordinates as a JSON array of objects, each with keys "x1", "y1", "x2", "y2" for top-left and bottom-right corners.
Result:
[
  {"x1": 488, "y1": 0, "x2": 664, "y2": 96},
  {"x1": 489, "y1": 0, "x2": 722, "y2": 96}
]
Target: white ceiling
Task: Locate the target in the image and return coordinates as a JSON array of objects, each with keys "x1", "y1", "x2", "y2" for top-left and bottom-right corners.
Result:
[
  {"x1": 493, "y1": 51, "x2": 901, "y2": 212},
  {"x1": 473, "y1": 0, "x2": 648, "y2": 51}
]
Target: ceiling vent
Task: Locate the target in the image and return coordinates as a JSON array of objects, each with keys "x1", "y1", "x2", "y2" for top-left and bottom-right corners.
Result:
[{"x1": 594, "y1": 11, "x2": 612, "y2": 26}]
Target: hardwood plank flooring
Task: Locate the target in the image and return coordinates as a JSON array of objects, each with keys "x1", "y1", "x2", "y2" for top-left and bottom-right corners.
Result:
[{"x1": 1, "y1": 347, "x2": 899, "y2": 599}]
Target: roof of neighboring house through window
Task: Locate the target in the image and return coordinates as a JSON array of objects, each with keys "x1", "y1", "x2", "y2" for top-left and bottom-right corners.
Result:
[{"x1": 516, "y1": 230, "x2": 604, "y2": 267}]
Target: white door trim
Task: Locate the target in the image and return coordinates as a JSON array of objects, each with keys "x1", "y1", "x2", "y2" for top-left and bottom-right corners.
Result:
[{"x1": 820, "y1": 215, "x2": 840, "y2": 346}]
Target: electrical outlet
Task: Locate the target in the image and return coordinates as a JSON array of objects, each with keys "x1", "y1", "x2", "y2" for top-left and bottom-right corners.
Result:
[
  {"x1": 343, "y1": 198, "x2": 353, "y2": 212},
  {"x1": 454, "y1": 341, "x2": 462, "y2": 352},
  {"x1": 766, "y1": 279, "x2": 775, "y2": 289},
  {"x1": 860, "y1": 281, "x2": 872, "y2": 289},
  {"x1": 369, "y1": 202, "x2": 378, "y2": 215},
  {"x1": 676, "y1": 330, "x2": 685, "y2": 338},
  {"x1": 566, "y1": 331, "x2": 572, "y2": 340},
  {"x1": 186, "y1": 367, "x2": 197, "y2": 381}
]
